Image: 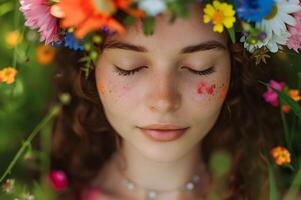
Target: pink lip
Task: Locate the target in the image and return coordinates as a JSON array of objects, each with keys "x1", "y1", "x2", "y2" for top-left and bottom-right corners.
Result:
[{"x1": 139, "y1": 127, "x2": 189, "y2": 142}]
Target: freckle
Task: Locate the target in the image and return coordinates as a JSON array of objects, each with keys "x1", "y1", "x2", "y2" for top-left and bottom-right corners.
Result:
[
  {"x1": 98, "y1": 80, "x2": 106, "y2": 95},
  {"x1": 122, "y1": 85, "x2": 130, "y2": 91}
]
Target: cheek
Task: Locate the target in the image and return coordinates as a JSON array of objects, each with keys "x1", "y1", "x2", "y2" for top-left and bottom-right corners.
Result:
[
  {"x1": 97, "y1": 78, "x2": 133, "y2": 104},
  {"x1": 190, "y1": 79, "x2": 229, "y2": 103}
]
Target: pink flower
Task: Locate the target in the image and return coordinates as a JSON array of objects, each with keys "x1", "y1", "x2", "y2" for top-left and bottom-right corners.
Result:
[
  {"x1": 287, "y1": 3, "x2": 301, "y2": 52},
  {"x1": 19, "y1": 0, "x2": 60, "y2": 45},
  {"x1": 48, "y1": 170, "x2": 68, "y2": 192},
  {"x1": 262, "y1": 80, "x2": 285, "y2": 107}
]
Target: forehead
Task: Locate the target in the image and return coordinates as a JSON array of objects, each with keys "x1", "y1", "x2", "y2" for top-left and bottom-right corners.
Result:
[{"x1": 103, "y1": 4, "x2": 228, "y2": 56}]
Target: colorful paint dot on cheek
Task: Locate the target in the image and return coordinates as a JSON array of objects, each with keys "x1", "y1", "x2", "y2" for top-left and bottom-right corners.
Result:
[
  {"x1": 98, "y1": 80, "x2": 106, "y2": 95},
  {"x1": 219, "y1": 84, "x2": 229, "y2": 102},
  {"x1": 197, "y1": 81, "x2": 207, "y2": 94},
  {"x1": 206, "y1": 84, "x2": 216, "y2": 95}
]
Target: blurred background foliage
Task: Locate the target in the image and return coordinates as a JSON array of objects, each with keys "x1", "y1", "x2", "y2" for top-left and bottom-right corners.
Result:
[
  {"x1": 0, "y1": 0, "x2": 301, "y2": 199},
  {"x1": 0, "y1": 0, "x2": 55, "y2": 187}
]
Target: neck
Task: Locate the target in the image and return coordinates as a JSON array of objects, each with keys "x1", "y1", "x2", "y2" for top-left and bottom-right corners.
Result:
[{"x1": 114, "y1": 141, "x2": 206, "y2": 192}]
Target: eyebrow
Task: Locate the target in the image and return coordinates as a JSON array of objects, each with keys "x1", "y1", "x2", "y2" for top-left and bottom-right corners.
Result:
[{"x1": 103, "y1": 40, "x2": 227, "y2": 54}]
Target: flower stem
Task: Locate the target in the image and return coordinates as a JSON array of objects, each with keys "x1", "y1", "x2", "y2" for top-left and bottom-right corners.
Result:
[
  {"x1": 280, "y1": 105, "x2": 291, "y2": 150},
  {"x1": 0, "y1": 105, "x2": 61, "y2": 183},
  {"x1": 283, "y1": 159, "x2": 301, "y2": 200}
]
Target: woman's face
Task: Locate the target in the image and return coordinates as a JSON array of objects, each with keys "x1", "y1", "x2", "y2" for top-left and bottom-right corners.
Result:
[{"x1": 95, "y1": 5, "x2": 231, "y2": 162}]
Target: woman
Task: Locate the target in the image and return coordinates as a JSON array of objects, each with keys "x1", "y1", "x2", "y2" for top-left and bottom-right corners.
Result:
[{"x1": 50, "y1": 2, "x2": 284, "y2": 200}]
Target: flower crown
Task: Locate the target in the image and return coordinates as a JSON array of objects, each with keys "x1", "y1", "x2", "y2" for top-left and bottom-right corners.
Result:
[{"x1": 19, "y1": 0, "x2": 301, "y2": 78}]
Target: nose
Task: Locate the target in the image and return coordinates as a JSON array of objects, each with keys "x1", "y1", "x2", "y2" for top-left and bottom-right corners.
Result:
[{"x1": 145, "y1": 71, "x2": 181, "y2": 113}]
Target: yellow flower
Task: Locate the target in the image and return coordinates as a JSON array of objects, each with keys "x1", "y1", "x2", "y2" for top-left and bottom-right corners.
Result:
[
  {"x1": 288, "y1": 89, "x2": 301, "y2": 102},
  {"x1": 0, "y1": 67, "x2": 18, "y2": 84},
  {"x1": 203, "y1": 0, "x2": 236, "y2": 33},
  {"x1": 270, "y1": 146, "x2": 291, "y2": 166},
  {"x1": 36, "y1": 45, "x2": 56, "y2": 65},
  {"x1": 5, "y1": 30, "x2": 23, "y2": 48}
]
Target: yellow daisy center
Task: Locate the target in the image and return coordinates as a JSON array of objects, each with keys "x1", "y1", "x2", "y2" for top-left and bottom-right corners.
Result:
[
  {"x1": 213, "y1": 11, "x2": 224, "y2": 24},
  {"x1": 264, "y1": 5, "x2": 278, "y2": 20}
]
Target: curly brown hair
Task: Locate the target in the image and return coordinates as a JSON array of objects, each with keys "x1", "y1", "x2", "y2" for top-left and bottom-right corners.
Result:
[{"x1": 49, "y1": 25, "x2": 287, "y2": 200}]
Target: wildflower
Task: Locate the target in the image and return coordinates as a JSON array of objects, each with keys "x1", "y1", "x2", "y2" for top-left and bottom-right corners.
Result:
[
  {"x1": 36, "y1": 45, "x2": 55, "y2": 65},
  {"x1": 1, "y1": 179, "x2": 15, "y2": 193},
  {"x1": 262, "y1": 80, "x2": 285, "y2": 106},
  {"x1": 58, "y1": 0, "x2": 145, "y2": 39},
  {"x1": 257, "y1": 0, "x2": 301, "y2": 37},
  {"x1": 137, "y1": 0, "x2": 167, "y2": 16},
  {"x1": 0, "y1": 67, "x2": 18, "y2": 84},
  {"x1": 252, "y1": 48, "x2": 271, "y2": 65},
  {"x1": 48, "y1": 170, "x2": 68, "y2": 192},
  {"x1": 5, "y1": 30, "x2": 23, "y2": 48},
  {"x1": 233, "y1": 0, "x2": 275, "y2": 22},
  {"x1": 288, "y1": 89, "x2": 301, "y2": 101},
  {"x1": 270, "y1": 146, "x2": 291, "y2": 165},
  {"x1": 281, "y1": 104, "x2": 291, "y2": 113},
  {"x1": 287, "y1": 6, "x2": 301, "y2": 52},
  {"x1": 203, "y1": 1, "x2": 236, "y2": 33},
  {"x1": 16, "y1": 193, "x2": 35, "y2": 200},
  {"x1": 63, "y1": 32, "x2": 84, "y2": 51},
  {"x1": 19, "y1": 0, "x2": 60, "y2": 45},
  {"x1": 241, "y1": 28, "x2": 290, "y2": 53}
]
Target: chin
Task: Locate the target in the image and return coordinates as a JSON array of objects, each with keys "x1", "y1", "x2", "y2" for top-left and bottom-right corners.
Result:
[{"x1": 134, "y1": 140, "x2": 198, "y2": 163}]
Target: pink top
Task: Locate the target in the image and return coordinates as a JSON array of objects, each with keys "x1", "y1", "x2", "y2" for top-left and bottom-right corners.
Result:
[{"x1": 80, "y1": 186, "x2": 102, "y2": 200}]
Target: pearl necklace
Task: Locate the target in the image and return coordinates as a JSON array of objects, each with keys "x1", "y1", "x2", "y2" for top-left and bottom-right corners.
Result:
[{"x1": 115, "y1": 161, "x2": 203, "y2": 200}]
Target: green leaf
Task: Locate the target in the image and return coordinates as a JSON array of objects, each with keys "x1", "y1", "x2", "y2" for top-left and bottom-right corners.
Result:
[
  {"x1": 268, "y1": 164, "x2": 279, "y2": 200},
  {"x1": 123, "y1": 15, "x2": 136, "y2": 26},
  {"x1": 283, "y1": 159, "x2": 301, "y2": 200},
  {"x1": 227, "y1": 27, "x2": 236, "y2": 43},
  {"x1": 143, "y1": 16, "x2": 155, "y2": 36}
]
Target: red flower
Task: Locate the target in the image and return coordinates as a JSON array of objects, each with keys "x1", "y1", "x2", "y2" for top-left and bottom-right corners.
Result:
[{"x1": 48, "y1": 170, "x2": 68, "y2": 192}]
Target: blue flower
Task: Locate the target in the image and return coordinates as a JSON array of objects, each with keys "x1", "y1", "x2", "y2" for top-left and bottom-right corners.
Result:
[
  {"x1": 63, "y1": 32, "x2": 84, "y2": 51},
  {"x1": 233, "y1": 0, "x2": 275, "y2": 22}
]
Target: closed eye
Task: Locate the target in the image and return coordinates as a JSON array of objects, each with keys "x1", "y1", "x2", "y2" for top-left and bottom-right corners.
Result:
[
  {"x1": 113, "y1": 65, "x2": 216, "y2": 76},
  {"x1": 113, "y1": 65, "x2": 147, "y2": 76},
  {"x1": 182, "y1": 66, "x2": 216, "y2": 76}
]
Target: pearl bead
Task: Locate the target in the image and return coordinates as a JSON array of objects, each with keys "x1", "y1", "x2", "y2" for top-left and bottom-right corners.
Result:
[
  {"x1": 147, "y1": 190, "x2": 158, "y2": 199},
  {"x1": 185, "y1": 182, "x2": 194, "y2": 190}
]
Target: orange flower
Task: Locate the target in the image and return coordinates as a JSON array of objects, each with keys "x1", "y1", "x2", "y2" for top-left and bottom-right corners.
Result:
[
  {"x1": 57, "y1": 0, "x2": 145, "y2": 39},
  {"x1": 0, "y1": 67, "x2": 17, "y2": 84},
  {"x1": 270, "y1": 146, "x2": 291, "y2": 166},
  {"x1": 281, "y1": 105, "x2": 291, "y2": 113},
  {"x1": 288, "y1": 89, "x2": 301, "y2": 102},
  {"x1": 36, "y1": 45, "x2": 55, "y2": 65}
]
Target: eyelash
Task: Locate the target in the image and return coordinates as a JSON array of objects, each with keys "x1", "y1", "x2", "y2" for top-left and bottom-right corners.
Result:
[{"x1": 113, "y1": 65, "x2": 216, "y2": 76}]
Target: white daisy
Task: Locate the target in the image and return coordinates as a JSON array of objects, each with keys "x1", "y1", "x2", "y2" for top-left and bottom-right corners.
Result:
[
  {"x1": 240, "y1": 30, "x2": 290, "y2": 53},
  {"x1": 265, "y1": 31, "x2": 290, "y2": 52},
  {"x1": 138, "y1": 0, "x2": 167, "y2": 16},
  {"x1": 257, "y1": 0, "x2": 301, "y2": 36}
]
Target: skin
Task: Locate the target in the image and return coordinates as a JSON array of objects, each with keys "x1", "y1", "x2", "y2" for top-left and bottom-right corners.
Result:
[{"x1": 94, "y1": 4, "x2": 231, "y2": 200}]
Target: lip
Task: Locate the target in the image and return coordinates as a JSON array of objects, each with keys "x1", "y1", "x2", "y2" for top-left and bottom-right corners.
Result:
[
  {"x1": 138, "y1": 124, "x2": 189, "y2": 142},
  {"x1": 140, "y1": 124, "x2": 188, "y2": 130}
]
